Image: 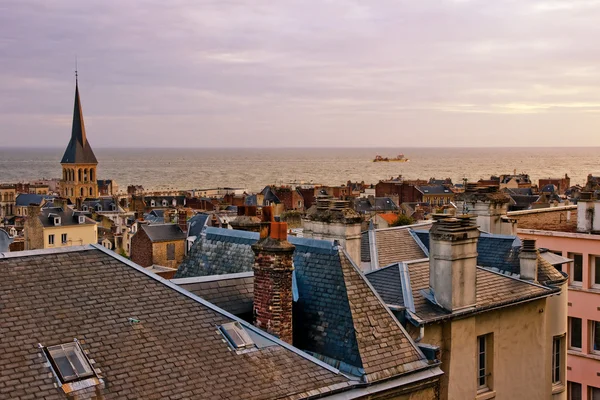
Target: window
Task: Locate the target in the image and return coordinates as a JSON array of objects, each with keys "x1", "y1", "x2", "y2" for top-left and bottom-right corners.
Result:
[
  {"x1": 219, "y1": 322, "x2": 255, "y2": 350},
  {"x1": 54, "y1": 217, "x2": 61, "y2": 226},
  {"x1": 44, "y1": 341, "x2": 94, "y2": 383},
  {"x1": 552, "y1": 336, "x2": 564, "y2": 385},
  {"x1": 592, "y1": 255, "x2": 600, "y2": 289},
  {"x1": 592, "y1": 321, "x2": 600, "y2": 355},
  {"x1": 79, "y1": 215, "x2": 85, "y2": 224},
  {"x1": 569, "y1": 253, "x2": 583, "y2": 285},
  {"x1": 569, "y1": 317, "x2": 582, "y2": 350},
  {"x1": 167, "y1": 243, "x2": 175, "y2": 260},
  {"x1": 48, "y1": 234, "x2": 55, "y2": 245},
  {"x1": 590, "y1": 386, "x2": 600, "y2": 400},
  {"x1": 568, "y1": 382, "x2": 582, "y2": 400},
  {"x1": 477, "y1": 334, "x2": 493, "y2": 391},
  {"x1": 61, "y1": 234, "x2": 67, "y2": 244}
]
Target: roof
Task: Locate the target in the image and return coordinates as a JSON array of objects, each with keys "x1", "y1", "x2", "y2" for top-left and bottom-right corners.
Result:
[
  {"x1": 173, "y1": 272, "x2": 255, "y2": 316},
  {"x1": 39, "y1": 207, "x2": 96, "y2": 227},
  {"x1": 377, "y1": 213, "x2": 399, "y2": 225},
  {"x1": 187, "y1": 213, "x2": 209, "y2": 237},
  {"x1": 354, "y1": 197, "x2": 398, "y2": 213},
  {"x1": 0, "y1": 246, "x2": 352, "y2": 399},
  {"x1": 15, "y1": 193, "x2": 53, "y2": 207},
  {"x1": 416, "y1": 185, "x2": 453, "y2": 195},
  {"x1": 140, "y1": 223, "x2": 186, "y2": 242},
  {"x1": 60, "y1": 79, "x2": 98, "y2": 164},
  {"x1": 367, "y1": 260, "x2": 557, "y2": 324},
  {"x1": 175, "y1": 228, "x2": 432, "y2": 382},
  {"x1": 361, "y1": 224, "x2": 431, "y2": 267},
  {"x1": 412, "y1": 230, "x2": 565, "y2": 284}
]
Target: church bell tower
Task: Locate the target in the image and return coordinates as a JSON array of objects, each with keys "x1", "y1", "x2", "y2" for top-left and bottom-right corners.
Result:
[{"x1": 60, "y1": 73, "x2": 98, "y2": 202}]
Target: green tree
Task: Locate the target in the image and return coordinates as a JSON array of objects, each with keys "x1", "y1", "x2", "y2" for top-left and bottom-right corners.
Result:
[{"x1": 389, "y1": 214, "x2": 415, "y2": 227}]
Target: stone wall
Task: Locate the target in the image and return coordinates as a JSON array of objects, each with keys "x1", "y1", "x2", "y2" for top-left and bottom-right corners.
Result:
[{"x1": 152, "y1": 240, "x2": 185, "y2": 269}]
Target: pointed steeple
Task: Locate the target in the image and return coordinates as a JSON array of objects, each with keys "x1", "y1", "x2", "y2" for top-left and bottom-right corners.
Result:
[{"x1": 61, "y1": 74, "x2": 98, "y2": 164}]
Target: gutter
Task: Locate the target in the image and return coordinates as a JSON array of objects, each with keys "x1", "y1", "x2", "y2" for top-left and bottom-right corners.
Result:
[
  {"x1": 416, "y1": 287, "x2": 560, "y2": 326},
  {"x1": 317, "y1": 366, "x2": 443, "y2": 400}
]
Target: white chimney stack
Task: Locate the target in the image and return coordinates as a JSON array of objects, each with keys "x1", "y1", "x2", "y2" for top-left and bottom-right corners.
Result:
[{"x1": 429, "y1": 215, "x2": 479, "y2": 312}]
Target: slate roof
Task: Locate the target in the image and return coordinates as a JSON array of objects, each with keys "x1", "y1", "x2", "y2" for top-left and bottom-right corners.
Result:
[
  {"x1": 175, "y1": 228, "x2": 432, "y2": 382},
  {"x1": 373, "y1": 226, "x2": 428, "y2": 267},
  {"x1": 61, "y1": 80, "x2": 98, "y2": 164},
  {"x1": 367, "y1": 260, "x2": 557, "y2": 324},
  {"x1": 39, "y1": 207, "x2": 96, "y2": 227},
  {"x1": 0, "y1": 246, "x2": 353, "y2": 399},
  {"x1": 173, "y1": 272, "x2": 254, "y2": 316},
  {"x1": 15, "y1": 193, "x2": 53, "y2": 207},
  {"x1": 411, "y1": 230, "x2": 565, "y2": 284},
  {"x1": 354, "y1": 197, "x2": 398, "y2": 213},
  {"x1": 416, "y1": 185, "x2": 453, "y2": 195},
  {"x1": 81, "y1": 197, "x2": 120, "y2": 212},
  {"x1": 187, "y1": 213, "x2": 209, "y2": 237},
  {"x1": 140, "y1": 223, "x2": 186, "y2": 242}
]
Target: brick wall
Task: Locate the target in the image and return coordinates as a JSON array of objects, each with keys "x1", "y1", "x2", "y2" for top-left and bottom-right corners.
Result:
[
  {"x1": 24, "y1": 206, "x2": 44, "y2": 250},
  {"x1": 511, "y1": 209, "x2": 577, "y2": 232},
  {"x1": 130, "y1": 227, "x2": 153, "y2": 267},
  {"x1": 152, "y1": 240, "x2": 185, "y2": 269},
  {"x1": 375, "y1": 182, "x2": 423, "y2": 203}
]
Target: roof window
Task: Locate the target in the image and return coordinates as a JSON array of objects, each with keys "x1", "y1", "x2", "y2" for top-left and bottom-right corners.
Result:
[
  {"x1": 54, "y1": 216, "x2": 61, "y2": 226},
  {"x1": 44, "y1": 341, "x2": 95, "y2": 384},
  {"x1": 219, "y1": 321, "x2": 255, "y2": 350},
  {"x1": 78, "y1": 215, "x2": 85, "y2": 224}
]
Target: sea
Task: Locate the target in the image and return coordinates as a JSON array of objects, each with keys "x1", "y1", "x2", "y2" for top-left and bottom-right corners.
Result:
[{"x1": 0, "y1": 147, "x2": 598, "y2": 193}]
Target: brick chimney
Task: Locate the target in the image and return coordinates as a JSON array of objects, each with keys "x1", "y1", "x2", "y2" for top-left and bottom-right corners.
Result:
[
  {"x1": 251, "y1": 209, "x2": 295, "y2": 344},
  {"x1": 520, "y1": 239, "x2": 538, "y2": 281},
  {"x1": 429, "y1": 214, "x2": 479, "y2": 312},
  {"x1": 178, "y1": 209, "x2": 187, "y2": 233}
]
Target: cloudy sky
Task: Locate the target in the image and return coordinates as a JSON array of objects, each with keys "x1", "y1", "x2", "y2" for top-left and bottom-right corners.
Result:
[{"x1": 2, "y1": 0, "x2": 600, "y2": 148}]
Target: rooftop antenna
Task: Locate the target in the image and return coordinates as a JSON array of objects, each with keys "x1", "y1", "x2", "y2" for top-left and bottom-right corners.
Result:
[{"x1": 75, "y1": 55, "x2": 78, "y2": 82}]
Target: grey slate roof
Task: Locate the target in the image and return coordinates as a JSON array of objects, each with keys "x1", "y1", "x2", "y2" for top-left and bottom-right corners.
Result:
[
  {"x1": 140, "y1": 223, "x2": 186, "y2": 242},
  {"x1": 39, "y1": 207, "x2": 96, "y2": 227},
  {"x1": 175, "y1": 228, "x2": 432, "y2": 381},
  {"x1": 0, "y1": 246, "x2": 353, "y2": 399},
  {"x1": 416, "y1": 185, "x2": 453, "y2": 195},
  {"x1": 15, "y1": 193, "x2": 53, "y2": 207},
  {"x1": 354, "y1": 197, "x2": 398, "y2": 213},
  {"x1": 187, "y1": 213, "x2": 209, "y2": 237},
  {"x1": 363, "y1": 264, "x2": 404, "y2": 306},
  {"x1": 61, "y1": 80, "x2": 98, "y2": 164}
]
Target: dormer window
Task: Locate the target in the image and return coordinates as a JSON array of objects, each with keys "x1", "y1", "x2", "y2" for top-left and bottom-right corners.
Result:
[
  {"x1": 162, "y1": 200, "x2": 168, "y2": 207},
  {"x1": 111, "y1": 204, "x2": 116, "y2": 211},
  {"x1": 78, "y1": 215, "x2": 85, "y2": 224},
  {"x1": 82, "y1": 205, "x2": 88, "y2": 211},
  {"x1": 96, "y1": 205, "x2": 102, "y2": 212},
  {"x1": 150, "y1": 200, "x2": 155, "y2": 207},
  {"x1": 54, "y1": 217, "x2": 61, "y2": 226}
]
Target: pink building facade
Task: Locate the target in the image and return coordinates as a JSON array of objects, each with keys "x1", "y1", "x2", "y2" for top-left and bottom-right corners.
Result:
[{"x1": 518, "y1": 228, "x2": 600, "y2": 400}]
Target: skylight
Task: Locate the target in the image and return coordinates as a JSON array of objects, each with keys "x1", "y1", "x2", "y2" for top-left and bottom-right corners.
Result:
[
  {"x1": 219, "y1": 321, "x2": 255, "y2": 350},
  {"x1": 45, "y1": 342, "x2": 94, "y2": 383}
]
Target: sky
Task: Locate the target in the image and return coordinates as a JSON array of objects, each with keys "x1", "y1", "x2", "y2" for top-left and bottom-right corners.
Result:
[{"x1": 1, "y1": 0, "x2": 600, "y2": 148}]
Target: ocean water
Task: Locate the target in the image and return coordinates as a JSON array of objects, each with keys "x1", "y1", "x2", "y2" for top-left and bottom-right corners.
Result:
[{"x1": 0, "y1": 147, "x2": 598, "y2": 192}]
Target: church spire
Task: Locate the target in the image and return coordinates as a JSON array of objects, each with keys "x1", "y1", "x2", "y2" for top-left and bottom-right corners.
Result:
[{"x1": 61, "y1": 73, "x2": 97, "y2": 164}]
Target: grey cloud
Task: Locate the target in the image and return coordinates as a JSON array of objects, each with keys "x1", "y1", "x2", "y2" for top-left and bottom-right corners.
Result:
[{"x1": 1, "y1": 0, "x2": 600, "y2": 147}]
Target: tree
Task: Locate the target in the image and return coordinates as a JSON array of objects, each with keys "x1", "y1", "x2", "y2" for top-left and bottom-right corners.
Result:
[{"x1": 390, "y1": 214, "x2": 415, "y2": 227}]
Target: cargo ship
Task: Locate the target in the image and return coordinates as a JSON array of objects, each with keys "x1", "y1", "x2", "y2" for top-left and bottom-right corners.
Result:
[{"x1": 373, "y1": 154, "x2": 409, "y2": 162}]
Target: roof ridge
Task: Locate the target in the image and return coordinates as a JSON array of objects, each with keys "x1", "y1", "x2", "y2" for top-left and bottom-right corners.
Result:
[{"x1": 0, "y1": 244, "x2": 95, "y2": 259}]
